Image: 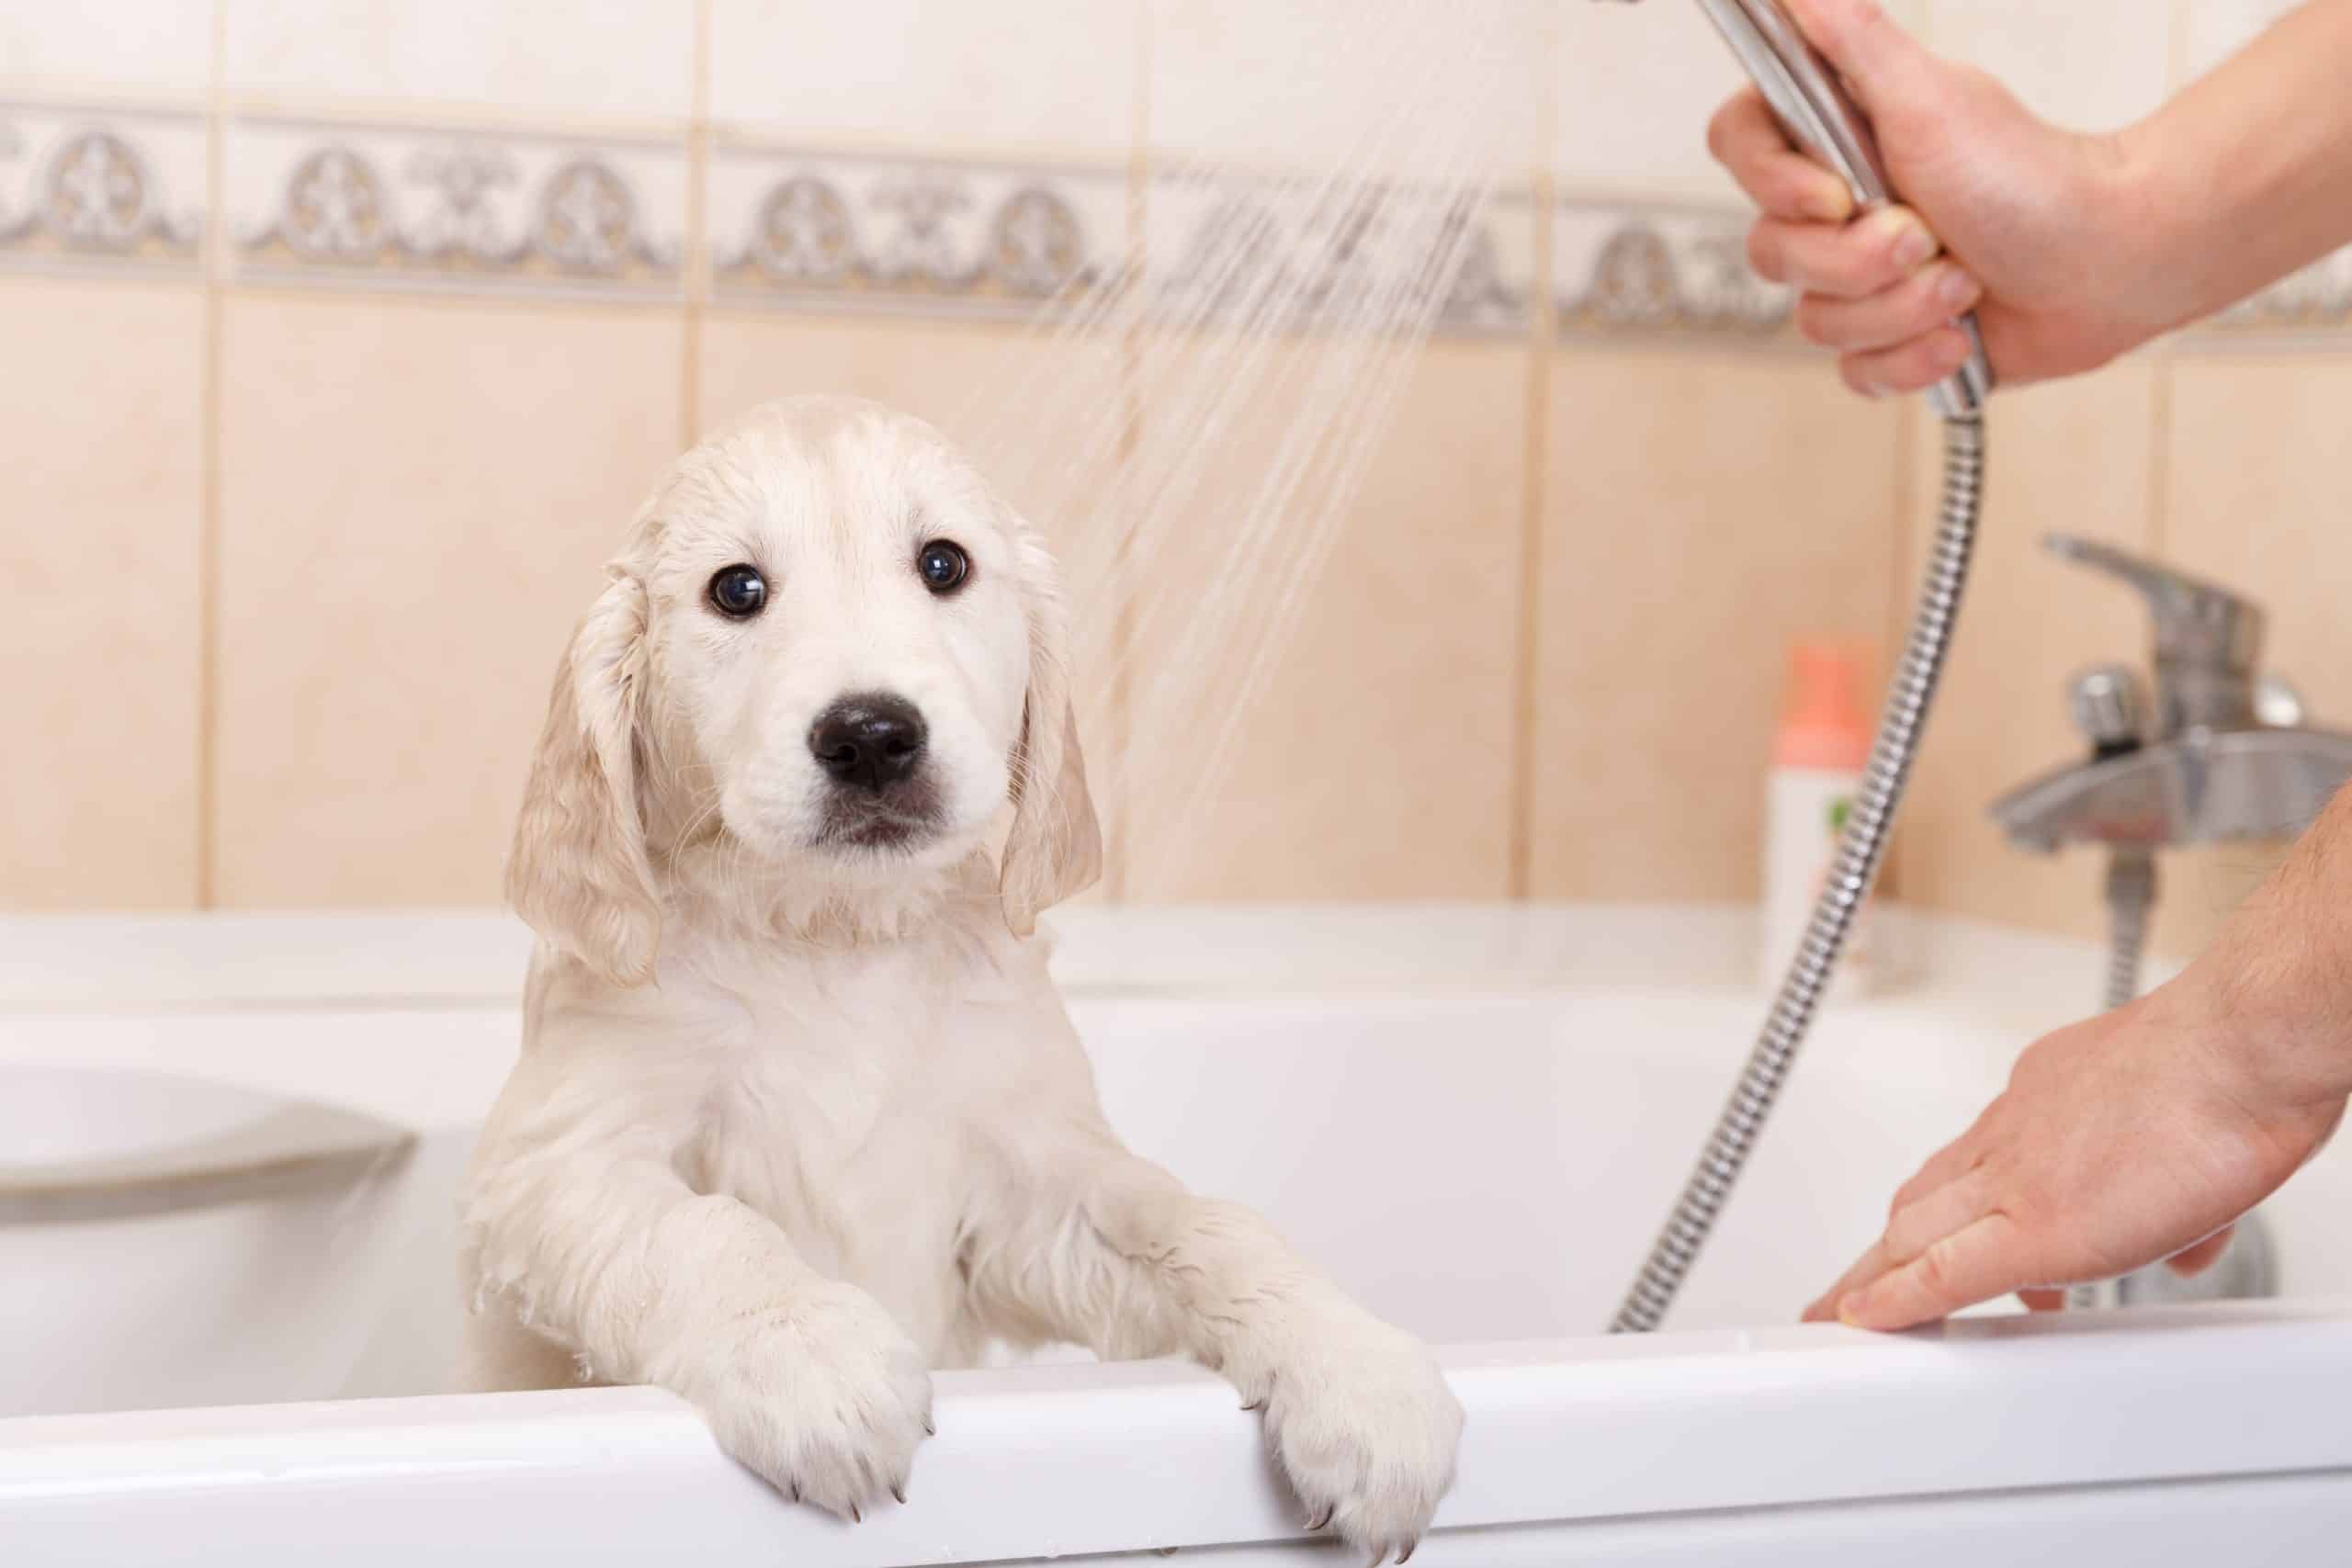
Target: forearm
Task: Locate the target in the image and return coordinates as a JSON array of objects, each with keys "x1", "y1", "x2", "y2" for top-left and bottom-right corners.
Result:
[
  {"x1": 2176, "y1": 778, "x2": 2352, "y2": 1113},
  {"x1": 2116, "y1": 0, "x2": 2352, "y2": 333}
]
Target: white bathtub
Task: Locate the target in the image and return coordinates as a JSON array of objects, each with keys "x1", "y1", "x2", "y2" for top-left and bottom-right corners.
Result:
[{"x1": 5, "y1": 905, "x2": 2351, "y2": 1563}]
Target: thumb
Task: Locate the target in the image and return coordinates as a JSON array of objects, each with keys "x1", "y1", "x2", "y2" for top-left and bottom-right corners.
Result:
[{"x1": 1781, "y1": 0, "x2": 1935, "y2": 118}]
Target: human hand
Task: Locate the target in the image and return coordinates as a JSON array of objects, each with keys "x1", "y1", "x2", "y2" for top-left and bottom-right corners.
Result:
[
  {"x1": 1707, "y1": 0, "x2": 2175, "y2": 396},
  {"x1": 1804, "y1": 974, "x2": 2345, "y2": 1330}
]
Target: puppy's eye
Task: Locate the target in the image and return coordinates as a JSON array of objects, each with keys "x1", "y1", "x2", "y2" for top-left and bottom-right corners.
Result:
[
  {"x1": 707, "y1": 565, "x2": 767, "y2": 619},
  {"x1": 916, "y1": 540, "x2": 969, "y2": 595}
]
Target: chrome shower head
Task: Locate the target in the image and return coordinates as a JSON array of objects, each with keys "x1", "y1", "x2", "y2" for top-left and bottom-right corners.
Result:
[{"x1": 1595, "y1": 0, "x2": 1991, "y2": 417}]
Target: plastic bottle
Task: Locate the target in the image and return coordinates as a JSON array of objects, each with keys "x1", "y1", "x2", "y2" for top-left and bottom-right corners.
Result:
[{"x1": 1760, "y1": 643, "x2": 1876, "y2": 997}]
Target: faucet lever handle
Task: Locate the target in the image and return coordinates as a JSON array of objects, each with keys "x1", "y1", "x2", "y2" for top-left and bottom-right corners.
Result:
[{"x1": 2043, "y1": 534, "x2": 2265, "y2": 679}]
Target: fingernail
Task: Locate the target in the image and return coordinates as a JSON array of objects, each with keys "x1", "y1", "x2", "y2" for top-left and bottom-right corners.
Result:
[
  {"x1": 1837, "y1": 1292, "x2": 1866, "y2": 1325},
  {"x1": 1880, "y1": 211, "x2": 1936, "y2": 270},
  {"x1": 1936, "y1": 264, "x2": 1982, "y2": 310}
]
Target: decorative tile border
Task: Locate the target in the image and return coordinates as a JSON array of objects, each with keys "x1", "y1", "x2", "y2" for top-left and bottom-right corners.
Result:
[
  {"x1": 9, "y1": 96, "x2": 2350, "y2": 351},
  {"x1": 2202, "y1": 246, "x2": 2352, "y2": 335},
  {"x1": 707, "y1": 147, "x2": 1129, "y2": 321},
  {"x1": 1145, "y1": 173, "x2": 1533, "y2": 338},
  {"x1": 709, "y1": 147, "x2": 1532, "y2": 336},
  {"x1": 0, "y1": 103, "x2": 204, "y2": 276},
  {"x1": 1555, "y1": 199, "x2": 1792, "y2": 340},
  {"x1": 224, "y1": 117, "x2": 685, "y2": 299}
]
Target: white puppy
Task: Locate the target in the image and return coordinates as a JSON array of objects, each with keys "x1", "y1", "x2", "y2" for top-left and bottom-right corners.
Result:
[{"x1": 461, "y1": 396, "x2": 1463, "y2": 1562}]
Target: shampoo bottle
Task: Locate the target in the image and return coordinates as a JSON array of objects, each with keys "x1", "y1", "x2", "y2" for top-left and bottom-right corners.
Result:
[{"x1": 1760, "y1": 643, "x2": 1876, "y2": 997}]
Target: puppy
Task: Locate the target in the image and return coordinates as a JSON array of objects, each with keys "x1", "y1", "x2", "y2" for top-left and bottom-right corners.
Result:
[{"x1": 460, "y1": 396, "x2": 1462, "y2": 1561}]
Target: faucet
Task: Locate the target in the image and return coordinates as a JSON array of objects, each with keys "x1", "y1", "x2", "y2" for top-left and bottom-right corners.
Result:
[
  {"x1": 1990, "y1": 536, "x2": 2352, "y2": 855},
  {"x1": 1989, "y1": 535, "x2": 2352, "y2": 1308}
]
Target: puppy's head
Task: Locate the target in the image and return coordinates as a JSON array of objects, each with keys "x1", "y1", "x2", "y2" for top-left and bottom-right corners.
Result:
[{"x1": 508, "y1": 396, "x2": 1099, "y2": 983}]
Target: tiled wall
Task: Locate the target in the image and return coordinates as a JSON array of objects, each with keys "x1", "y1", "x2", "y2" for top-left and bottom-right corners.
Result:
[{"x1": 4, "y1": 1, "x2": 2346, "y2": 959}]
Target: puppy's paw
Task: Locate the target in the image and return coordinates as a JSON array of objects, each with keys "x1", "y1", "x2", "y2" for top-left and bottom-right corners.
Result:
[
  {"x1": 678, "y1": 1280, "x2": 934, "y2": 1521},
  {"x1": 1251, "y1": 1314, "x2": 1463, "y2": 1565}
]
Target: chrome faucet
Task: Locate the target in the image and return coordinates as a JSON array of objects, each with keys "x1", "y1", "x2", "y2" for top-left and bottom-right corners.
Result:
[
  {"x1": 1989, "y1": 535, "x2": 2352, "y2": 1309},
  {"x1": 1991, "y1": 536, "x2": 2352, "y2": 856}
]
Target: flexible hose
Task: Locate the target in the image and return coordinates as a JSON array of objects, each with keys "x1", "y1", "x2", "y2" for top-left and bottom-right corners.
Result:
[{"x1": 1610, "y1": 412, "x2": 1986, "y2": 1334}]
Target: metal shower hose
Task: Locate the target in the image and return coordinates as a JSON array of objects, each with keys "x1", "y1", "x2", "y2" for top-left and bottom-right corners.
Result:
[{"x1": 1610, "y1": 412, "x2": 1987, "y2": 1334}]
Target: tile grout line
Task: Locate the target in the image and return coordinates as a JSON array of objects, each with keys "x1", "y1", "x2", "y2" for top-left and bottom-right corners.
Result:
[
  {"x1": 194, "y1": 0, "x2": 229, "y2": 910},
  {"x1": 1104, "y1": 0, "x2": 1153, "y2": 906},
  {"x1": 1505, "y1": 8, "x2": 1560, "y2": 905},
  {"x1": 680, "y1": 0, "x2": 712, "y2": 451}
]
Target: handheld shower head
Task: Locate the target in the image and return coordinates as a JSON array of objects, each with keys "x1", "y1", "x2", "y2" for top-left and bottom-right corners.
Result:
[{"x1": 1597, "y1": 0, "x2": 1991, "y2": 416}]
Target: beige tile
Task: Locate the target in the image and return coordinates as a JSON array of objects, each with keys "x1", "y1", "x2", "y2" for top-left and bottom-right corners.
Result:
[
  {"x1": 1555, "y1": 0, "x2": 1742, "y2": 197},
  {"x1": 0, "y1": 279, "x2": 204, "y2": 908},
  {"x1": 1925, "y1": 0, "x2": 2170, "y2": 131},
  {"x1": 214, "y1": 294, "x2": 685, "y2": 907},
  {"x1": 1555, "y1": 0, "x2": 1930, "y2": 198},
  {"x1": 1151, "y1": 0, "x2": 1544, "y2": 180},
  {"x1": 0, "y1": 2, "x2": 212, "y2": 100},
  {"x1": 2176, "y1": 0, "x2": 2304, "y2": 85},
  {"x1": 1532, "y1": 351, "x2": 1903, "y2": 901},
  {"x1": 2154, "y1": 354, "x2": 2352, "y2": 957},
  {"x1": 712, "y1": 0, "x2": 1141, "y2": 159},
  {"x1": 699, "y1": 310, "x2": 1129, "y2": 895},
  {"x1": 1114, "y1": 338, "x2": 1527, "y2": 902},
  {"x1": 223, "y1": 0, "x2": 696, "y2": 121},
  {"x1": 1895, "y1": 363, "x2": 2163, "y2": 944},
  {"x1": 2167, "y1": 357, "x2": 2352, "y2": 722}
]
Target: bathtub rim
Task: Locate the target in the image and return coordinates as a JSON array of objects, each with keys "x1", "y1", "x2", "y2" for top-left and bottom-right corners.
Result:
[{"x1": 6, "y1": 1302, "x2": 2350, "y2": 1563}]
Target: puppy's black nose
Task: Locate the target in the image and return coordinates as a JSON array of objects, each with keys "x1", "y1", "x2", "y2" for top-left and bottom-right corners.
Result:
[{"x1": 808, "y1": 694, "x2": 928, "y2": 793}]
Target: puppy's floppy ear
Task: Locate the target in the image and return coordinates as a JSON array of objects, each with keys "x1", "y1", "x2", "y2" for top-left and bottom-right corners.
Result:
[
  {"x1": 506, "y1": 570, "x2": 661, "y2": 984},
  {"x1": 1000, "y1": 530, "x2": 1102, "y2": 935}
]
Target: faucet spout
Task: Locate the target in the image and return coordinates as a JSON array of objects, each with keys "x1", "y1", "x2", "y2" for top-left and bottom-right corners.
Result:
[{"x1": 1991, "y1": 728, "x2": 2352, "y2": 855}]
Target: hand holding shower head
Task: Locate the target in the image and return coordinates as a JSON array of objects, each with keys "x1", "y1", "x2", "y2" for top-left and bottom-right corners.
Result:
[
  {"x1": 1599, "y1": 0, "x2": 1991, "y2": 415},
  {"x1": 1595, "y1": 0, "x2": 1991, "y2": 1333}
]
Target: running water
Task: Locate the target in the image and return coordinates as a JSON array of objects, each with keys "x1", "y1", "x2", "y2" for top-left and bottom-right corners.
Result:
[{"x1": 951, "y1": 0, "x2": 1548, "y2": 891}]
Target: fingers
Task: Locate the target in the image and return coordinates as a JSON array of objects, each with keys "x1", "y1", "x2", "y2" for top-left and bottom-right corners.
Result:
[
  {"x1": 1842, "y1": 1213, "x2": 2030, "y2": 1330},
  {"x1": 1747, "y1": 206, "x2": 1939, "y2": 298},
  {"x1": 1796, "y1": 261, "x2": 1981, "y2": 353},
  {"x1": 1885, "y1": 1125, "x2": 1988, "y2": 1220},
  {"x1": 2166, "y1": 1224, "x2": 2237, "y2": 1278},
  {"x1": 1804, "y1": 1164, "x2": 1994, "y2": 1324},
  {"x1": 1803, "y1": 1132, "x2": 1983, "y2": 1322},
  {"x1": 1879, "y1": 1169, "x2": 1994, "y2": 1264},
  {"x1": 1707, "y1": 89, "x2": 1854, "y2": 223},
  {"x1": 1804, "y1": 1237, "x2": 1893, "y2": 1324},
  {"x1": 1839, "y1": 326, "x2": 1977, "y2": 397},
  {"x1": 2017, "y1": 1288, "x2": 2067, "y2": 1313}
]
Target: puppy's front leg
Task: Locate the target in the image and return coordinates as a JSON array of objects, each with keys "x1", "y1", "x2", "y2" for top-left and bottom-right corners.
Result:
[
  {"x1": 464, "y1": 1129, "x2": 932, "y2": 1518},
  {"x1": 975, "y1": 1141, "x2": 1463, "y2": 1563}
]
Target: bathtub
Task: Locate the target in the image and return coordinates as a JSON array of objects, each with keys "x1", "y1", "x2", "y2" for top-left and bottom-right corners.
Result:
[{"x1": 5, "y1": 905, "x2": 2350, "y2": 1563}]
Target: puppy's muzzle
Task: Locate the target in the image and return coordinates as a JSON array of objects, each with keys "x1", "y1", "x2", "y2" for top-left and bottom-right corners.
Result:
[{"x1": 808, "y1": 694, "x2": 929, "y2": 795}]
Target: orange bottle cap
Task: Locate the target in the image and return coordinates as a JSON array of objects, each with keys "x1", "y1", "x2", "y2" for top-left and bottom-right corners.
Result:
[{"x1": 1775, "y1": 642, "x2": 1873, "y2": 771}]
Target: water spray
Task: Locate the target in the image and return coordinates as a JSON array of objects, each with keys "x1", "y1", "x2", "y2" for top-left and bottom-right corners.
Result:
[{"x1": 1597, "y1": 0, "x2": 1993, "y2": 1333}]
